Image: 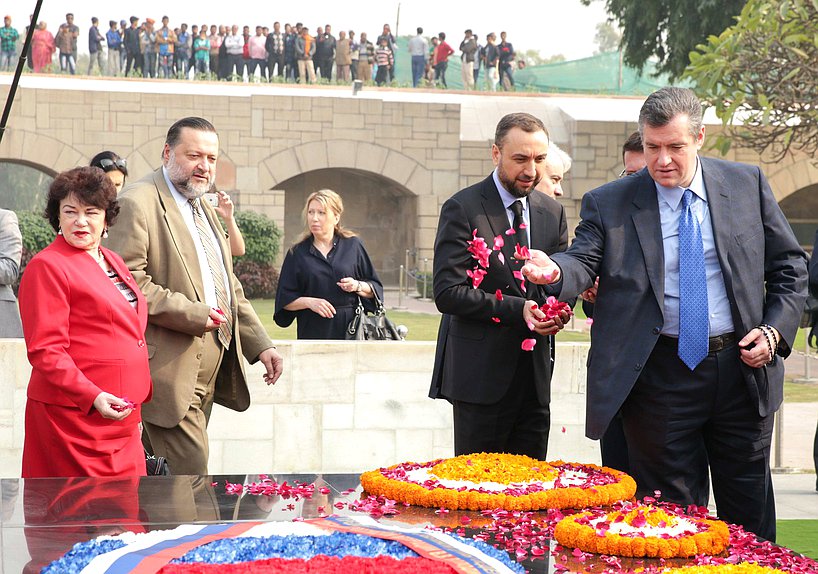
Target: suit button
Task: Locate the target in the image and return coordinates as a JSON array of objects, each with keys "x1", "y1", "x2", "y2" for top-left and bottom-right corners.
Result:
[
  {"x1": 137, "y1": 339, "x2": 145, "y2": 347},
  {"x1": 634, "y1": 363, "x2": 642, "y2": 371},
  {"x1": 652, "y1": 327, "x2": 660, "y2": 334}
]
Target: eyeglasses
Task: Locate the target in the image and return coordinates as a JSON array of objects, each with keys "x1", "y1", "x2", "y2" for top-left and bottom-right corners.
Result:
[{"x1": 98, "y1": 158, "x2": 127, "y2": 172}]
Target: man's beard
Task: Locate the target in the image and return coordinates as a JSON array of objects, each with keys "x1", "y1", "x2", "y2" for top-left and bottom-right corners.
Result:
[
  {"x1": 166, "y1": 151, "x2": 213, "y2": 199},
  {"x1": 497, "y1": 164, "x2": 539, "y2": 198}
]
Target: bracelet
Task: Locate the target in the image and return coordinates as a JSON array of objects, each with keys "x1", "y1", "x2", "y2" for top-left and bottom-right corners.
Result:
[
  {"x1": 355, "y1": 281, "x2": 362, "y2": 293},
  {"x1": 757, "y1": 324, "x2": 776, "y2": 365},
  {"x1": 760, "y1": 323, "x2": 779, "y2": 350}
]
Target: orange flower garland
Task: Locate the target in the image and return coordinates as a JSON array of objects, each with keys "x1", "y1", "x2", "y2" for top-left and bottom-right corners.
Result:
[
  {"x1": 360, "y1": 454, "x2": 636, "y2": 511},
  {"x1": 662, "y1": 566, "x2": 788, "y2": 573},
  {"x1": 554, "y1": 503, "x2": 730, "y2": 558}
]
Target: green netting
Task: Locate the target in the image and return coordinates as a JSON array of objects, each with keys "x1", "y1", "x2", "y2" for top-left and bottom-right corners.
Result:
[{"x1": 384, "y1": 37, "x2": 687, "y2": 94}]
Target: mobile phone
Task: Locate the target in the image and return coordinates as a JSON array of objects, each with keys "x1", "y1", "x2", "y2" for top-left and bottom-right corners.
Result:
[{"x1": 203, "y1": 192, "x2": 219, "y2": 207}]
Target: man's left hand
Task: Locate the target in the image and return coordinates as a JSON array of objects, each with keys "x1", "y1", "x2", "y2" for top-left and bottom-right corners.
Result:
[
  {"x1": 738, "y1": 326, "x2": 779, "y2": 368},
  {"x1": 258, "y1": 347, "x2": 284, "y2": 385}
]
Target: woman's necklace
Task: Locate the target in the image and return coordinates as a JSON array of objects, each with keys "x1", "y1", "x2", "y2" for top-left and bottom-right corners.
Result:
[{"x1": 88, "y1": 247, "x2": 106, "y2": 267}]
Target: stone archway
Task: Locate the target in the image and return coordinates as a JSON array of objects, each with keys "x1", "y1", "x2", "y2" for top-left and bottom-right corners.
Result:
[
  {"x1": 0, "y1": 130, "x2": 85, "y2": 175},
  {"x1": 258, "y1": 140, "x2": 432, "y2": 198},
  {"x1": 276, "y1": 168, "x2": 416, "y2": 285},
  {"x1": 257, "y1": 141, "x2": 434, "y2": 284},
  {"x1": 778, "y1": 183, "x2": 818, "y2": 248}
]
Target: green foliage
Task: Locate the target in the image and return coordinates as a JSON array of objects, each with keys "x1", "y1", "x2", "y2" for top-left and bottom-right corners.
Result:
[
  {"x1": 230, "y1": 210, "x2": 282, "y2": 299},
  {"x1": 16, "y1": 210, "x2": 53, "y2": 255},
  {"x1": 234, "y1": 260, "x2": 279, "y2": 299},
  {"x1": 594, "y1": 22, "x2": 622, "y2": 54},
  {"x1": 684, "y1": 0, "x2": 818, "y2": 160},
  {"x1": 232, "y1": 210, "x2": 282, "y2": 265},
  {"x1": 582, "y1": 0, "x2": 747, "y2": 79},
  {"x1": 15, "y1": 210, "x2": 55, "y2": 290}
]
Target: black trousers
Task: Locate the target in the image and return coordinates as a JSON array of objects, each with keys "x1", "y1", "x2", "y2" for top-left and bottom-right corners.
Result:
[
  {"x1": 600, "y1": 411, "x2": 630, "y2": 473},
  {"x1": 622, "y1": 336, "x2": 776, "y2": 541},
  {"x1": 268, "y1": 52, "x2": 285, "y2": 77},
  {"x1": 452, "y1": 352, "x2": 550, "y2": 460}
]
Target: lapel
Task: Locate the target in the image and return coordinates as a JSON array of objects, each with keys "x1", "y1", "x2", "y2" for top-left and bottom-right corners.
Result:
[
  {"x1": 479, "y1": 176, "x2": 523, "y2": 295},
  {"x1": 700, "y1": 157, "x2": 733, "y2": 289},
  {"x1": 630, "y1": 173, "x2": 665, "y2": 309},
  {"x1": 152, "y1": 169, "x2": 206, "y2": 302}
]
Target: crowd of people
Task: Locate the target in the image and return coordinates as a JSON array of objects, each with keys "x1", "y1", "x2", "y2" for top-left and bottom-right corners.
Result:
[{"x1": 1, "y1": 13, "x2": 520, "y2": 89}]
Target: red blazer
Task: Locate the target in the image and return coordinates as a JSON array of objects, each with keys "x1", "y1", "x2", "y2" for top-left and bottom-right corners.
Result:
[{"x1": 18, "y1": 235, "x2": 152, "y2": 413}]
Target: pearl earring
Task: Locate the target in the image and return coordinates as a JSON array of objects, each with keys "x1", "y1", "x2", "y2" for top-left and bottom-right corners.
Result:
[
  {"x1": 58, "y1": 228, "x2": 63, "y2": 235},
  {"x1": 103, "y1": 228, "x2": 109, "y2": 238}
]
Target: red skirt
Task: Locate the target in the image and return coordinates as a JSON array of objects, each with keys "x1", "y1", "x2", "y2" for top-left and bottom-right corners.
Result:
[{"x1": 22, "y1": 399, "x2": 146, "y2": 478}]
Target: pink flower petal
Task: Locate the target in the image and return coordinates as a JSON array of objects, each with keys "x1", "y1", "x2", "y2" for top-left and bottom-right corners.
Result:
[{"x1": 522, "y1": 338, "x2": 537, "y2": 351}]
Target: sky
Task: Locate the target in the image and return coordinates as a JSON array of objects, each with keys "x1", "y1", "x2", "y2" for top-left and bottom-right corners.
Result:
[{"x1": 6, "y1": 0, "x2": 612, "y2": 61}]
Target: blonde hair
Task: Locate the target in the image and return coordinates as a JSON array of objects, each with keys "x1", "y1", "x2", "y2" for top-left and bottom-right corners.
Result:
[{"x1": 299, "y1": 189, "x2": 357, "y2": 241}]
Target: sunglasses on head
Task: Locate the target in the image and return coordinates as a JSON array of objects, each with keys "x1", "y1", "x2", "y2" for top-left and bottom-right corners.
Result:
[{"x1": 98, "y1": 158, "x2": 127, "y2": 172}]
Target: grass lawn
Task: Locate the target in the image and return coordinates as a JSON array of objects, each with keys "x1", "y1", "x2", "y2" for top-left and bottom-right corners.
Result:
[
  {"x1": 777, "y1": 520, "x2": 818, "y2": 559},
  {"x1": 252, "y1": 298, "x2": 593, "y2": 342}
]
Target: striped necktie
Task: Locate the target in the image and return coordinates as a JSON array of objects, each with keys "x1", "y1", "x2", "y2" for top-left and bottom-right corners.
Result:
[
  {"x1": 677, "y1": 189, "x2": 708, "y2": 370},
  {"x1": 189, "y1": 199, "x2": 233, "y2": 348}
]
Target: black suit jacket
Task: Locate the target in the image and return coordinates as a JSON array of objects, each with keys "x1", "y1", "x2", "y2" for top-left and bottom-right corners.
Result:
[
  {"x1": 429, "y1": 174, "x2": 568, "y2": 405},
  {"x1": 551, "y1": 157, "x2": 808, "y2": 439}
]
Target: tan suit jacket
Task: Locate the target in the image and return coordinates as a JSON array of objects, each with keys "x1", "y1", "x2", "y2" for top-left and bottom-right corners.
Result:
[{"x1": 107, "y1": 168, "x2": 273, "y2": 428}]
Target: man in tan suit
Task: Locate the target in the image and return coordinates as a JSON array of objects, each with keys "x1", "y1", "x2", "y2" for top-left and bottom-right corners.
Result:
[{"x1": 108, "y1": 117, "x2": 283, "y2": 475}]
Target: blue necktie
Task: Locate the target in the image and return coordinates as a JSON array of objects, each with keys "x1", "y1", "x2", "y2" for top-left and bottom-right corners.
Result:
[{"x1": 678, "y1": 189, "x2": 709, "y2": 370}]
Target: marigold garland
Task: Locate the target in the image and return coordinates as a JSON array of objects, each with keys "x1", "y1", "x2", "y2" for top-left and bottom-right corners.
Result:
[
  {"x1": 360, "y1": 454, "x2": 636, "y2": 511},
  {"x1": 554, "y1": 503, "x2": 730, "y2": 558},
  {"x1": 661, "y1": 565, "x2": 788, "y2": 573},
  {"x1": 430, "y1": 453, "x2": 559, "y2": 484}
]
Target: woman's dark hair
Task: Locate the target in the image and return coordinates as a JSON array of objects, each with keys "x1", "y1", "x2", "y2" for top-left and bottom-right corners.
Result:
[
  {"x1": 90, "y1": 150, "x2": 129, "y2": 177},
  {"x1": 45, "y1": 167, "x2": 120, "y2": 232}
]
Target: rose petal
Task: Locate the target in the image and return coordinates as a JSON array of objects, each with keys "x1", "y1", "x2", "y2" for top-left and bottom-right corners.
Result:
[{"x1": 522, "y1": 338, "x2": 537, "y2": 351}]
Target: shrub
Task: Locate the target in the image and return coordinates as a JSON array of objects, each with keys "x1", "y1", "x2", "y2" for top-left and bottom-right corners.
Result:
[
  {"x1": 234, "y1": 260, "x2": 279, "y2": 299},
  {"x1": 415, "y1": 270, "x2": 433, "y2": 298},
  {"x1": 232, "y1": 210, "x2": 282, "y2": 266},
  {"x1": 15, "y1": 210, "x2": 54, "y2": 291}
]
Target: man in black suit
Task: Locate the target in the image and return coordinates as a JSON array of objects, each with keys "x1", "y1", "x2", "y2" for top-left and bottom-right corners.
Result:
[
  {"x1": 429, "y1": 112, "x2": 570, "y2": 460},
  {"x1": 523, "y1": 87, "x2": 808, "y2": 541}
]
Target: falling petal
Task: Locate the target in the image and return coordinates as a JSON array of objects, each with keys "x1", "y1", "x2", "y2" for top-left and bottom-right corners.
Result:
[{"x1": 522, "y1": 338, "x2": 537, "y2": 351}]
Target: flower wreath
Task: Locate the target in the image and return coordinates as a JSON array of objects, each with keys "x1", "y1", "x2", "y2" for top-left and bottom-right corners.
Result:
[
  {"x1": 554, "y1": 503, "x2": 730, "y2": 558},
  {"x1": 360, "y1": 453, "x2": 637, "y2": 511}
]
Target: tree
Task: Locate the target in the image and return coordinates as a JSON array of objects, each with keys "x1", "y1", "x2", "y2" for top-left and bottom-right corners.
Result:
[
  {"x1": 522, "y1": 49, "x2": 566, "y2": 67},
  {"x1": 684, "y1": 0, "x2": 818, "y2": 161},
  {"x1": 594, "y1": 21, "x2": 621, "y2": 54},
  {"x1": 581, "y1": 0, "x2": 747, "y2": 79}
]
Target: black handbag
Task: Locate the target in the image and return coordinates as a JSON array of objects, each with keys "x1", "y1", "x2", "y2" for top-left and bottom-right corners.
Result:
[
  {"x1": 345, "y1": 286, "x2": 402, "y2": 341},
  {"x1": 145, "y1": 452, "x2": 171, "y2": 476}
]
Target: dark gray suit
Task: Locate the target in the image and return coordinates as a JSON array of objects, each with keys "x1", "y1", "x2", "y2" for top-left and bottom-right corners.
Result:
[
  {"x1": 429, "y1": 174, "x2": 567, "y2": 458},
  {"x1": 0, "y1": 209, "x2": 23, "y2": 338},
  {"x1": 551, "y1": 157, "x2": 808, "y2": 540}
]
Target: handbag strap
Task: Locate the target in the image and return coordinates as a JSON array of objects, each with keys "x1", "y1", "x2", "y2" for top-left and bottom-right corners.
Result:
[{"x1": 359, "y1": 282, "x2": 386, "y2": 314}]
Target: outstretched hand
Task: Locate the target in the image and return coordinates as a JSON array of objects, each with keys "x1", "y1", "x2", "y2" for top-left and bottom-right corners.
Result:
[{"x1": 520, "y1": 249, "x2": 561, "y2": 284}]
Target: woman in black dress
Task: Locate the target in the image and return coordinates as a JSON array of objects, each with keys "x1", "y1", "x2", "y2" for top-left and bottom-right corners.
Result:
[{"x1": 274, "y1": 189, "x2": 383, "y2": 339}]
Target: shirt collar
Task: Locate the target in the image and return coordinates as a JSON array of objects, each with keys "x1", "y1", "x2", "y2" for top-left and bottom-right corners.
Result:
[
  {"x1": 654, "y1": 156, "x2": 705, "y2": 211},
  {"x1": 492, "y1": 168, "x2": 529, "y2": 212}
]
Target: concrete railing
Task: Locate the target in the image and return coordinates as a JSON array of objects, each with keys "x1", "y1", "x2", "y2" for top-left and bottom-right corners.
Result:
[{"x1": 0, "y1": 339, "x2": 598, "y2": 477}]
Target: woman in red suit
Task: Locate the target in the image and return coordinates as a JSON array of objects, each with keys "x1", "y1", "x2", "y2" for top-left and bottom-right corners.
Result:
[{"x1": 18, "y1": 166, "x2": 152, "y2": 478}]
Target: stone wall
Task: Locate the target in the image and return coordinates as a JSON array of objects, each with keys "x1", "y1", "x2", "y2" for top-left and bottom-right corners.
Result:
[{"x1": 0, "y1": 339, "x2": 597, "y2": 476}]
